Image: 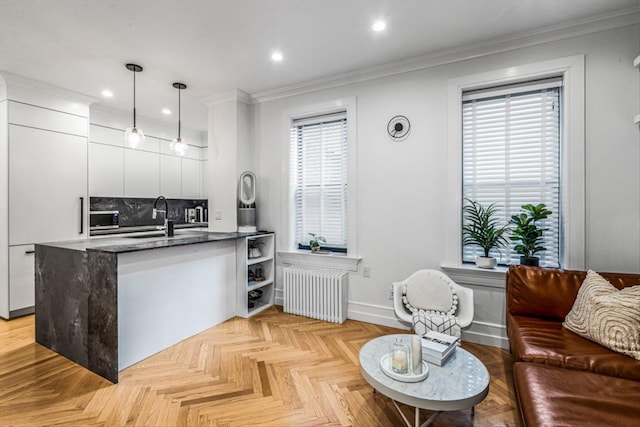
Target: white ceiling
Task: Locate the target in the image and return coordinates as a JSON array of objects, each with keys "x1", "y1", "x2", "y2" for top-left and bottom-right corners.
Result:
[{"x1": 0, "y1": 0, "x2": 637, "y2": 131}]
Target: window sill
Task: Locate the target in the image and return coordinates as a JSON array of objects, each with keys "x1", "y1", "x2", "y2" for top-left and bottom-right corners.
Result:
[
  {"x1": 278, "y1": 250, "x2": 362, "y2": 272},
  {"x1": 440, "y1": 264, "x2": 507, "y2": 289}
]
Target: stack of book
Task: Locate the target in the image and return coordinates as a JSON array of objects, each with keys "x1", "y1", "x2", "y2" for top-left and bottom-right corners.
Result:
[{"x1": 420, "y1": 331, "x2": 459, "y2": 366}]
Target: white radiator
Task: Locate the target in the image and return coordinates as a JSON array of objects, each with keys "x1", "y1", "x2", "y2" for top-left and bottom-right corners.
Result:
[{"x1": 283, "y1": 267, "x2": 348, "y2": 324}]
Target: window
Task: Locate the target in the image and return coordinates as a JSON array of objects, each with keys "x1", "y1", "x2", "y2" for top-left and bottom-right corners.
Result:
[
  {"x1": 462, "y1": 78, "x2": 562, "y2": 268},
  {"x1": 290, "y1": 111, "x2": 348, "y2": 252}
]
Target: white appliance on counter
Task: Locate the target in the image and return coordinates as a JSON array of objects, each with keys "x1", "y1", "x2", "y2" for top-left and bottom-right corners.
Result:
[{"x1": 237, "y1": 171, "x2": 257, "y2": 232}]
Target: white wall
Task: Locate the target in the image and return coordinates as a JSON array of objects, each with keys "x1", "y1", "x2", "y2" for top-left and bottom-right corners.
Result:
[
  {"x1": 252, "y1": 24, "x2": 640, "y2": 345},
  {"x1": 89, "y1": 105, "x2": 208, "y2": 199}
]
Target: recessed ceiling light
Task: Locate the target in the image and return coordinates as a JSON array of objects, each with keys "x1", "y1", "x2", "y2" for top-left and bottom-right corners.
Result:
[
  {"x1": 271, "y1": 52, "x2": 283, "y2": 62},
  {"x1": 372, "y1": 21, "x2": 386, "y2": 32},
  {"x1": 162, "y1": 108, "x2": 171, "y2": 115},
  {"x1": 101, "y1": 89, "x2": 113, "y2": 98}
]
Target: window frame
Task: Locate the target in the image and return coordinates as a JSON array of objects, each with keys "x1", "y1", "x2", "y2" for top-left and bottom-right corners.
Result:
[
  {"x1": 291, "y1": 111, "x2": 349, "y2": 253},
  {"x1": 461, "y1": 80, "x2": 563, "y2": 268},
  {"x1": 281, "y1": 97, "x2": 358, "y2": 258},
  {"x1": 445, "y1": 56, "x2": 586, "y2": 271}
]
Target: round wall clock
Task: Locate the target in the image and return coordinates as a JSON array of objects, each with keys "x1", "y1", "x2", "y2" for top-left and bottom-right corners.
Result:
[{"x1": 387, "y1": 115, "x2": 411, "y2": 141}]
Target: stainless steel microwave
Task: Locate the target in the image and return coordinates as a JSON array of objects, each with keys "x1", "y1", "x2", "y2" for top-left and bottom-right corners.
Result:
[{"x1": 89, "y1": 210, "x2": 119, "y2": 229}]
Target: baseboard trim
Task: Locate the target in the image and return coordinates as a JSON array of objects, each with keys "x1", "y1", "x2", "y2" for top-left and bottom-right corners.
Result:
[{"x1": 275, "y1": 291, "x2": 509, "y2": 348}]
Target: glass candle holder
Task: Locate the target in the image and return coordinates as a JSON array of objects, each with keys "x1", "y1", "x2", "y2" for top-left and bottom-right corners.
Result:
[{"x1": 391, "y1": 337, "x2": 410, "y2": 374}]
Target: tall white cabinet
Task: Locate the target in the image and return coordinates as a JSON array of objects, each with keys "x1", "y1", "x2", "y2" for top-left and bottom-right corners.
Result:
[{"x1": 0, "y1": 75, "x2": 91, "y2": 319}]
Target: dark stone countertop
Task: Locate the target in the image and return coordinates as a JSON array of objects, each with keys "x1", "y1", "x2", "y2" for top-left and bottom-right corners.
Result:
[
  {"x1": 36, "y1": 230, "x2": 272, "y2": 254},
  {"x1": 89, "y1": 222, "x2": 208, "y2": 236}
]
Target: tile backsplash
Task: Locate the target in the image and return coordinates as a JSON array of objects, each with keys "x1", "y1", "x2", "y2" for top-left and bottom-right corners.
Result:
[{"x1": 90, "y1": 197, "x2": 208, "y2": 227}]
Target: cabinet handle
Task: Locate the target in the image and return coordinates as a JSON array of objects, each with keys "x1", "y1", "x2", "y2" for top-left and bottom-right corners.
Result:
[
  {"x1": 79, "y1": 196, "x2": 84, "y2": 234},
  {"x1": 25, "y1": 250, "x2": 35, "y2": 254}
]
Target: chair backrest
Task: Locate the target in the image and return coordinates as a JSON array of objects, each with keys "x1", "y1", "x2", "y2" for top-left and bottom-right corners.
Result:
[{"x1": 393, "y1": 269, "x2": 474, "y2": 329}]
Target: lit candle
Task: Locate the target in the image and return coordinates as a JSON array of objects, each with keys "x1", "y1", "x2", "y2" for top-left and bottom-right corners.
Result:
[{"x1": 392, "y1": 338, "x2": 409, "y2": 374}]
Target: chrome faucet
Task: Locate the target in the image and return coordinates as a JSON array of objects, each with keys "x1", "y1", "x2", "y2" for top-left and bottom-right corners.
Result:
[{"x1": 152, "y1": 196, "x2": 173, "y2": 236}]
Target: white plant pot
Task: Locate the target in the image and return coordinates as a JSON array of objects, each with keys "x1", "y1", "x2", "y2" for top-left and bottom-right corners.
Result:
[{"x1": 476, "y1": 256, "x2": 497, "y2": 269}]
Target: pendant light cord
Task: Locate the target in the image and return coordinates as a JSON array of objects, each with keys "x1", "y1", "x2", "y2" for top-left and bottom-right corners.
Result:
[
  {"x1": 133, "y1": 69, "x2": 137, "y2": 128},
  {"x1": 178, "y1": 86, "x2": 181, "y2": 139}
]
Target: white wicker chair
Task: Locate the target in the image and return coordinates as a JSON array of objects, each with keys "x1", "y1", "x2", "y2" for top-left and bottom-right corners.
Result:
[{"x1": 392, "y1": 269, "x2": 474, "y2": 332}]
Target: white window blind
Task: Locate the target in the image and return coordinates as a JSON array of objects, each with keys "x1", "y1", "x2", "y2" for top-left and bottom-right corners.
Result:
[
  {"x1": 462, "y1": 78, "x2": 562, "y2": 267},
  {"x1": 290, "y1": 111, "x2": 348, "y2": 251}
]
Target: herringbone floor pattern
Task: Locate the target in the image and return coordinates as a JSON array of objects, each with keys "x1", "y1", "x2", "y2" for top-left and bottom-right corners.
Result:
[{"x1": 0, "y1": 307, "x2": 520, "y2": 426}]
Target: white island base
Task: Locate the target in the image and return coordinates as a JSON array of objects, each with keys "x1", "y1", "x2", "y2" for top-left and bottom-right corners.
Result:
[{"x1": 118, "y1": 241, "x2": 236, "y2": 370}]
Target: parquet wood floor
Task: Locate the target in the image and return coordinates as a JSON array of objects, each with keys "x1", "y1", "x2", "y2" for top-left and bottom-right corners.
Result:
[{"x1": 0, "y1": 307, "x2": 521, "y2": 426}]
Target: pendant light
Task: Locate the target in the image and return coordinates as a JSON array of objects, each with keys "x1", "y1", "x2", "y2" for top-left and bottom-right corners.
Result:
[
  {"x1": 123, "y1": 63, "x2": 145, "y2": 148},
  {"x1": 169, "y1": 82, "x2": 188, "y2": 156}
]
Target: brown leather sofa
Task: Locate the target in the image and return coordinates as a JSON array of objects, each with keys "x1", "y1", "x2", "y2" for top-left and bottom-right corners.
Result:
[{"x1": 506, "y1": 265, "x2": 640, "y2": 427}]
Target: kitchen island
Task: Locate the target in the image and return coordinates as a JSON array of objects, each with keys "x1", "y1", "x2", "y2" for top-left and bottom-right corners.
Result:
[{"x1": 35, "y1": 230, "x2": 270, "y2": 383}]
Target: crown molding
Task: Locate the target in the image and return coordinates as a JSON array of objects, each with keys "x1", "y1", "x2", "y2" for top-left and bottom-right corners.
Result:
[
  {"x1": 251, "y1": 7, "x2": 640, "y2": 104},
  {"x1": 201, "y1": 89, "x2": 253, "y2": 106},
  {"x1": 0, "y1": 70, "x2": 99, "y2": 105}
]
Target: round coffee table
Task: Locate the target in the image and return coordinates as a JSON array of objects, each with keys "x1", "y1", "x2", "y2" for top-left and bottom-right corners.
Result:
[{"x1": 359, "y1": 334, "x2": 490, "y2": 427}]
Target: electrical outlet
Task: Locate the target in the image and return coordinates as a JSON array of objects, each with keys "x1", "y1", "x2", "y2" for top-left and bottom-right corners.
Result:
[
  {"x1": 363, "y1": 265, "x2": 371, "y2": 277},
  {"x1": 389, "y1": 286, "x2": 394, "y2": 300},
  {"x1": 215, "y1": 210, "x2": 222, "y2": 220}
]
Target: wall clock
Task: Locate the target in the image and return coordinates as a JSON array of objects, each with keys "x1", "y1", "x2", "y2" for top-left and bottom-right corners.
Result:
[{"x1": 387, "y1": 115, "x2": 411, "y2": 141}]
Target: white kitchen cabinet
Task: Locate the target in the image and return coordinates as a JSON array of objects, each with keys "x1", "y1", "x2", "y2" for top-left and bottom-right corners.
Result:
[
  {"x1": 124, "y1": 149, "x2": 160, "y2": 197},
  {"x1": 236, "y1": 234, "x2": 275, "y2": 317},
  {"x1": 201, "y1": 160, "x2": 208, "y2": 198},
  {"x1": 9, "y1": 125, "x2": 87, "y2": 246},
  {"x1": 160, "y1": 154, "x2": 182, "y2": 198},
  {"x1": 90, "y1": 124, "x2": 123, "y2": 147},
  {"x1": 9, "y1": 245, "x2": 35, "y2": 312},
  {"x1": 181, "y1": 158, "x2": 200, "y2": 198},
  {"x1": 10, "y1": 101, "x2": 87, "y2": 137},
  {"x1": 89, "y1": 143, "x2": 124, "y2": 196}
]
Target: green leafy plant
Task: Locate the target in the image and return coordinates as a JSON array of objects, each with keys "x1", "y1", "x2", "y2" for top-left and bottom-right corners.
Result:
[
  {"x1": 510, "y1": 203, "x2": 552, "y2": 258},
  {"x1": 462, "y1": 199, "x2": 510, "y2": 258},
  {"x1": 308, "y1": 233, "x2": 326, "y2": 252}
]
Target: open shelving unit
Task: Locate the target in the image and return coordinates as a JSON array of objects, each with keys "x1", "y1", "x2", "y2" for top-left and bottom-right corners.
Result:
[{"x1": 236, "y1": 233, "x2": 275, "y2": 317}]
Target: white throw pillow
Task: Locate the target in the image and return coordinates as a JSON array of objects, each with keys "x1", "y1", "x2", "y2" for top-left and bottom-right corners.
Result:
[
  {"x1": 563, "y1": 270, "x2": 640, "y2": 360},
  {"x1": 402, "y1": 273, "x2": 458, "y2": 316}
]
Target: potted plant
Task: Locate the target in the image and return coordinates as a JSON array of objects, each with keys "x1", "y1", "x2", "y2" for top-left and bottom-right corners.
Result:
[
  {"x1": 462, "y1": 199, "x2": 510, "y2": 269},
  {"x1": 510, "y1": 203, "x2": 552, "y2": 266},
  {"x1": 308, "y1": 233, "x2": 326, "y2": 253}
]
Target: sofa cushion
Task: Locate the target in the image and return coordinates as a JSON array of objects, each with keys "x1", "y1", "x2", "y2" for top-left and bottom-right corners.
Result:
[
  {"x1": 563, "y1": 270, "x2": 640, "y2": 360},
  {"x1": 513, "y1": 362, "x2": 640, "y2": 427},
  {"x1": 506, "y1": 265, "x2": 640, "y2": 321},
  {"x1": 507, "y1": 313, "x2": 640, "y2": 380}
]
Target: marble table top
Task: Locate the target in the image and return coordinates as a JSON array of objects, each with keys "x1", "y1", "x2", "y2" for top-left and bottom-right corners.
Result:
[{"x1": 359, "y1": 334, "x2": 490, "y2": 412}]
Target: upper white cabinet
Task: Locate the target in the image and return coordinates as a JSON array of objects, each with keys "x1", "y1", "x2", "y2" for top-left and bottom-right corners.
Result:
[
  {"x1": 9, "y1": 101, "x2": 87, "y2": 137},
  {"x1": 124, "y1": 149, "x2": 160, "y2": 197},
  {"x1": 89, "y1": 114, "x2": 208, "y2": 199},
  {"x1": 160, "y1": 155, "x2": 182, "y2": 198},
  {"x1": 181, "y1": 158, "x2": 201, "y2": 198},
  {"x1": 9, "y1": 124, "x2": 87, "y2": 245},
  {"x1": 89, "y1": 143, "x2": 124, "y2": 197}
]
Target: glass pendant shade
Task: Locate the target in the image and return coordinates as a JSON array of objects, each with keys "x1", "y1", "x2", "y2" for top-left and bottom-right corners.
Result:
[
  {"x1": 124, "y1": 127, "x2": 145, "y2": 148},
  {"x1": 124, "y1": 63, "x2": 144, "y2": 148},
  {"x1": 169, "y1": 137, "x2": 188, "y2": 156}
]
